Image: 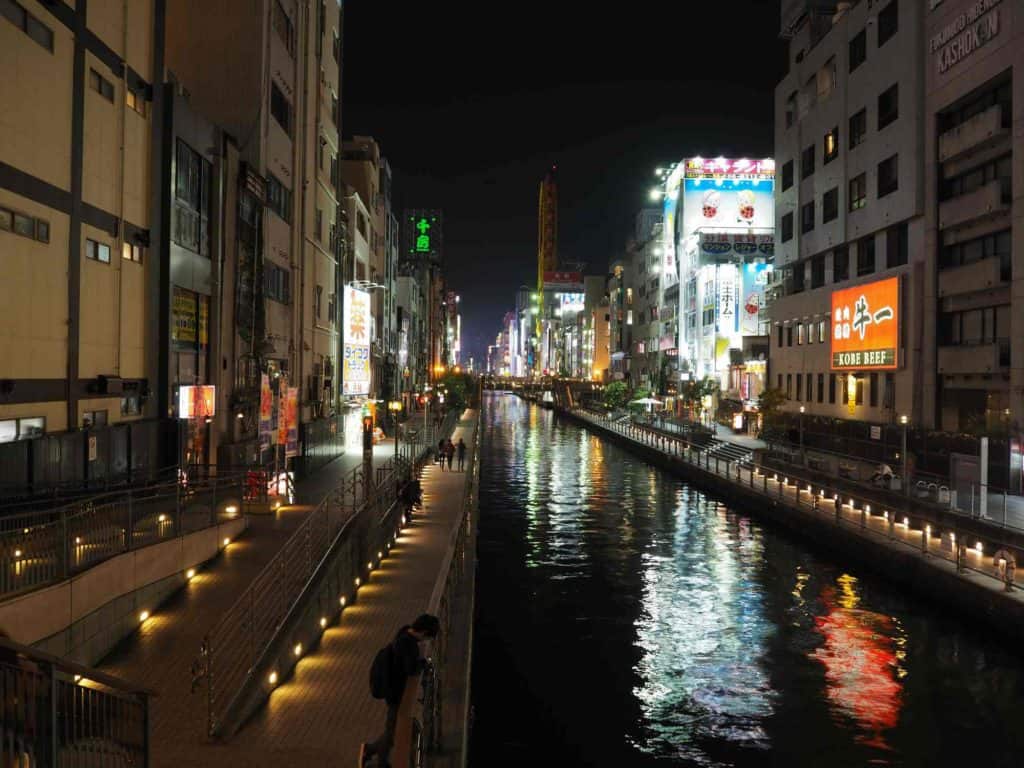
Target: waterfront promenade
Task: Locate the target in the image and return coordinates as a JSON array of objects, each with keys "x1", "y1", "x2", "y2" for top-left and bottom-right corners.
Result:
[{"x1": 98, "y1": 412, "x2": 476, "y2": 766}]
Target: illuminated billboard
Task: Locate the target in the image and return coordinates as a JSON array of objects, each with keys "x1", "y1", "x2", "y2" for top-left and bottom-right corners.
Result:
[
  {"x1": 830, "y1": 277, "x2": 899, "y2": 371},
  {"x1": 178, "y1": 385, "x2": 216, "y2": 419},
  {"x1": 343, "y1": 285, "x2": 371, "y2": 395},
  {"x1": 681, "y1": 158, "x2": 775, "y2": 237},
  {"x1": 740, "y1": 262, "x2": 771, "y2": 336}
]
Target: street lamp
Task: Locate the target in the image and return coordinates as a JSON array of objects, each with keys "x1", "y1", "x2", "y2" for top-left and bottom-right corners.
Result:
[
  {"x1": 388, "y1": 400, "x2": 403, "y2": 460},
  {"x1": 900, "y1": 414, "x2": 909, "y2": 495},
  {"x1": 799, "y1": 406, "x2": 806, "y2": 466}
]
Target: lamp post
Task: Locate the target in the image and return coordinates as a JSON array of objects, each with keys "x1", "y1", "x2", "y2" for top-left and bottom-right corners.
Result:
[
  {"x1": 900, "y1": 414, "x2": 909, "y2": 496},
  {"x1": 799, "y1": 406, "x2": 806, "y2": 466},
  {"x1": 388, "y1": 400, "x2": 402, "y2": 461}
]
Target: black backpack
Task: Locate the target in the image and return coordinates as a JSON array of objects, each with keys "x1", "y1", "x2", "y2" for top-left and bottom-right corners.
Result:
[{"x1": 369, "y1": 643, "x2": 394, "y2": 700}]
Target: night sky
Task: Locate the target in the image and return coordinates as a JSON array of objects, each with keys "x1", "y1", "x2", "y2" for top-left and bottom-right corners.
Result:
[{"x1": 341, "y1": 2, "x2": 786, "y2": 365}]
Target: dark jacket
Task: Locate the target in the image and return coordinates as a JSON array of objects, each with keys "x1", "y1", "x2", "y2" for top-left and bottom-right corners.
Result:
[
  {"x1": 387, "y1": 626, "x2": 423, "y2": 705},
  {"x1": 457, "y1": 441, "x2": 466, "y2": 457}
]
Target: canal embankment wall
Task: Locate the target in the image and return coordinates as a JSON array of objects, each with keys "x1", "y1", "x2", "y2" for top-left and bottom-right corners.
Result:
[{"x1": 556, "y1": 405, "x2": 1024, "y2": 646}]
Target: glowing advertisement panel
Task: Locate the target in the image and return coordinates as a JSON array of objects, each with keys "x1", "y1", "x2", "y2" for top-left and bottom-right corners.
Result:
[
  {"x1": 662, "y1": 165, "x2": 685, "y2": 277},
  {"x1": 740, "y1": 263, "x2": 771, "y2": 336},
  {"x1": 680, "y1": 157, "x2": 775, "y2": 238},
  {"x1": 178, "y1": 386, "x2": 216, "y2": 419},
  {"x1": 830, "y1": 277, "x2": 899, "y2": 371},
  {"x1": 343, "y1": 286, "x2": 371, "y2": 395}
]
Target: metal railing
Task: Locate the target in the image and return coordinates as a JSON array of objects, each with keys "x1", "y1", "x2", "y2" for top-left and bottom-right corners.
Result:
[
  {"x1": 0, "y1": 466, "x2": 253, "y2": 600},
  {"x1": 574, "y1": 407, "x2": 1024, "y2": 594},
  {"x1": 0, "y1": 636, "x2": 151, "y2": 767},
  {"x1": 414, "y1": 409, "x2": 479, "y2": 763}
]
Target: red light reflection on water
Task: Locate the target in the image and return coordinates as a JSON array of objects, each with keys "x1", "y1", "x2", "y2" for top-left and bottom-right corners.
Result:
[{"x1": 810, "y1": 575, "x2": 905, "y2": 750}]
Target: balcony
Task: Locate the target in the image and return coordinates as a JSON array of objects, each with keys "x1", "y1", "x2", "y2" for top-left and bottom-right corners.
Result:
[
  {"x1": 939, "y1": 179, "x2": 1011, "y2": 230},
  {"x1": 937, "y1": 256, "x2": 1007, "y2": 299},
  {"x1": 937, "y1": 339, "x2": 1010, "y2": 375},
  {"x1": 939, "y1": 105, "x2": 1008, "y2": 164}
]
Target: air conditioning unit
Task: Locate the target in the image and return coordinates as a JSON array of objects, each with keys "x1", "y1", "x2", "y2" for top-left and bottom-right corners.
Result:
[{"x1": 98, "y1": 375, "x2": 124, "y2": 395}]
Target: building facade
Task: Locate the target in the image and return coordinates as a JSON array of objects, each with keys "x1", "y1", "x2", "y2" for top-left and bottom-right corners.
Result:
[{"x1": 770, "y1": 0, "x2": 925, "y2": 426}]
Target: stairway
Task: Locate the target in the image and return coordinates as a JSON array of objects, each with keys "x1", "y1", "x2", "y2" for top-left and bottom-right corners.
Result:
[{"x1": 705, "y1": 440, "x2": 753, "y2": 466}]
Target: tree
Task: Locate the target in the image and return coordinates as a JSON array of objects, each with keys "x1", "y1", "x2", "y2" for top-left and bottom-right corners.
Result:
[
  {"x1": 603, "y1": 381, "x2": 629, "y2": 410},
  {"x1": 757, "y1": 387, "x2": 788, "y2": 435}
]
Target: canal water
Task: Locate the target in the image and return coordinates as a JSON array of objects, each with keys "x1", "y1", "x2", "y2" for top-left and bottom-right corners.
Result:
[{"x1": 470, "y1": 394, "x2": 1024, "y2": 767}]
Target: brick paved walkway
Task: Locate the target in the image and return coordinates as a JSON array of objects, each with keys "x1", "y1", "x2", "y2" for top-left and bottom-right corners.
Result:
[{"x1": 98, "y1": 412, "x2": 474, "y2": 767}]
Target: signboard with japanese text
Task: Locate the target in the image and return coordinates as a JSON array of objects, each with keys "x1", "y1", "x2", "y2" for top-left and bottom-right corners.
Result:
[
  {"x1": 343, "y1": 285, "x2": 371, "y2": 395},
  {"x1": 403, "y1": 210, "x2": 442, "y2": 264},
  {"x1": 285, "y1": 388, "x2": 299, "y2": 457},
  {"x1": 178, "y1": 385, "x2": 216, "y2": 419},
  {"x1": 171, "y1": 287, "x2": 209, "y2": 348},
  {"x1": 740, "y1": 262, "x2": 771, "y2": 336},
  {"x1": 830, "y1": 277, "x2": 899, "y2": 371},
  {"x1": 698, "y1": 233, "x2": 774, "y2": 263},
  {"x1": 259, "y1": 374, "x2": 273, "y2": 450},
  {"x1": 542, "y1": 271, "x2": 583, "y2": 290}
]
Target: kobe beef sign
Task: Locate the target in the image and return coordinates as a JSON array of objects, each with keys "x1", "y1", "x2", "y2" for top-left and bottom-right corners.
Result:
[{"x1": 830, "y1": 277, "x2": 899, "y2": 371}]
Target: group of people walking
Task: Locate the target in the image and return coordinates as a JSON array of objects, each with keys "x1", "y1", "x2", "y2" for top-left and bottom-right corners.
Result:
[{"x1": 436, "y1": 437, "x2": 467, "y2": 472}]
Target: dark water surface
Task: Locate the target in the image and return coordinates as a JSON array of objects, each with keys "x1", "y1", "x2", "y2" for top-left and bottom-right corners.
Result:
[{"x1": 469, "y1": 394, "x2": 1024, "y2": 767}]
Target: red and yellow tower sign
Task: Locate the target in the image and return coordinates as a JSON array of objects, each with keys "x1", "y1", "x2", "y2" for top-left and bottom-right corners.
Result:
[{"x1": 536, "y1": 167, "x2": 558, "y2": 338}]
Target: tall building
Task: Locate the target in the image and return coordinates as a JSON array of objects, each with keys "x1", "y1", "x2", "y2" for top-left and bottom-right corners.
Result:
[
  {"x1": 924, "y1": 0, "x2": 1021, "y2": 434},
  {"x1": 165, "y1": 0, "x2": 345, "y2": 470},
  {"x1": 770, "y1": 0, "x2": 924, "y2": 425},
  {"x1": 401, "y1": 210, "x2": 445, "y2": 382},
  {"x1": 0, "y1": 1, "x2": 168, "y2": 484},
  {"x1": 626, "y1": 211, "x2": 664, "y2": 392},
  {"x1": 536, "y1": 167, "x2": 558, "y2": 341}
]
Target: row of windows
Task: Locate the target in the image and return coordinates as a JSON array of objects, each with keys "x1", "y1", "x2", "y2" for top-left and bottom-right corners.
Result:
[
  {"x1": 782, "y1": 156, "x2": 898, "y2": 241},
  {"x1": 0, "y1": 207, "x2": 49, "y2": 243},
  {"x1": 0, "y1": 416, "x2": 45, "y2": 444},
  {"x1": 265, "y1": 263, "x2": 291, "y2": 304},
  {"x1": 783, "y1": 223, "x2": 907, "y2": 294},
  {"x1": 779, "y1": 371, "x2": 893, "y2": 408},
  {"x1": 778, "y1": 319, "x2": 829, "y2": 348},
  {"x1": 271, "y1": 82, "x2": 293, "y2": 137},
  {"x1": 267, "y1": 174, "x2": 292, "y2": 223},
  {"x1": 1, "y1": 0, "x2": 53, "y2": 52},
  {"x1": 90, "y1": 67, "x2": 148, "y2": 116},
  {"x1": 941, "y1": 153, "x2": 1012, "y2": 202},
  {"x1": 85, "y1": 237, "x2": 145, "y2": 265},
  {"x1": 940, "y1": 229, "x2": 1011, "y2": 272},
  {"x1": 781, "y1": 86, "x2": 897, "y2": 193},
  {"x1": 174, "y1": 140, "x2": 212, "y2": 257}
]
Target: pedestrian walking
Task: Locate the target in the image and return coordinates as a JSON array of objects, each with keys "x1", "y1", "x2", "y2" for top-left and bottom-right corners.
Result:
[
  {"x1": 437, "y1": 438, "x2": 446, "y2": 470},
  {"x1": 457, "y1": 437, "x2": 467, "y2": 471},
  {"x1": 362, "y1": 614, "x2": 440, "y2": 768},
  {"x1": 445, "y1": 439, "x2": 455, "y2": 471}
]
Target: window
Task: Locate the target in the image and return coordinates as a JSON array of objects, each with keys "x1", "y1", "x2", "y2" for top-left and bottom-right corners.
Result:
[
  {"x1": 796, "y1": 374, "x2": 803, "y2": 401},
  {"x1": 817, "y1": 374, "x2": 824, "y2": 403},
  {"x1": 266, "y1": 174, "x2": 292, "y2": 223},
  {"x1": 797, "y1": 323, "x2": 804, "y2": 345},
  {"x1": 841, "y1": 375, "x2": 848, "y2": 404},
  {"x1": 807, "y1": 374, "x2": 813, "y2": 402},
  {"x1": 626, "y1": 310, "x2": 633, "y2": 325},
  {"x1": 849, "y1": 173, "x2": 867, "y2": 211},
  {"x1": 817, "y1": 57, "x2": 836, "y2": 100},
  {"x1": 823, "y1": 127, "x2": 839, "y2": 165},
  {"x1": 777, "y1": 325, "x2": 784, "y2": 347},
  {"x1": 778, "y1": 374, "x2": 783, "y2": 390},
  {"x1": 833, "y1": 246, "x2": 849, "y2": 282},
  {"x1": 270, "y1": 82, "x2": 293, "y2": 136},
  {"x1": 877, "y1": 154, "x2": 898, "y2": 198},
  {"x1": 781, "y1": 212, "x2": 794, "y2": 243},
  {"x1": 801, "y1": 201, "x2": 815, "y2": 234},
  {"x1": 126, "y1": 89, "x2": 146, "y2": 116},
  {"x1": 89, "y1": 68, "x2": 114, "y2": 102},
  {"x1": 35, "y1": 219, "x2": 49, "y2": 243},
  {"x1": 121, "y1": 396, "x2": 140, "y2": 417},
  {"x1": 869, "y1": 372, "x2": 879, "y2": 407},
  {"x1": 855, "y1": 378, "x2": 864, "y2": 406},
  {"x1": 938, "y1": 78, "x2": 1012, "y2": 134},
  {"x1": 786, "y1": 374, "x2": 793, "y2": 398},
  {"x1": 331, "y1": 93, "x2": 340, "y2": 126},
  {"x1": 327, "y1": 292, "x2": 336, "y2": 323},
  {"x1": 787, "y1": 326, "x2": 793, "y2": 347},
  {"x1": 878, "y1": 1, "x2": 898, "y2": 47},
  {"x1": 0, "y1": 416, "x2": 44, "y2": 443},
  {"x1": 849, "y1": 29, "x2": 867, "y2": 72},
  {"x1": 83, "y1": 410, "x2": 107, "y2": 429},
  {"x1": 823, "y1": 187, "x2": 839, "y2": 223},
  {"x1": 801, "y1": 144, "x2": 815, "y2": 179},
  {"x1": 785, "y1": 91, "x2": 797, "y2": 128},
  {"x1": 0, "y1": 206, "x2": 47, "y2": 243},
  {"x1": 811, "y1": 254, "x2": 825, "y2": 288},
  {"x1": 330, "y1": 155, "x2": 339, "y2": 188},
  {"x1": 818, "y1": 319, "x2": 827, "y2": 343},
  {"x1": 122, "y1": 241, "x2": 144, "y2": 263},
  {"x1": 314, "y1": 285, "x2": 323, "y2": 319},
  {"x1": 782, "y1": 160, "x2": 794, "y2": 191},
  {"x1": 315, "y1": 207, "x2": 323, "y2": 242},
  {"x1": 273, "y1": 0, "x2": 295, "y2": 56},
  {"x1": 849, "y1": 108, "x2": 867, "y2": 148},
  {"x1": 878, "y1": 84, "x2": 899, "y2": 130},
  {"x1": 265, "y1": 263, "x2": 291, "y2": 304},
  {"x1": 829, "y1": 374, "x2": 836, "y2": 403},
  {"x1": 857, "y1": 236, "x2": 875, "y2": 276},
  {"x1": 1, "y1": 1, "x2": 53, "y2": 52},
  {"x1": 792, "y1": 263, "x2": 805, "y2": 293},
  {"x1": 940, "y1": 229, "x2": 1011, "y2": 276},
  {"x1": 85, "y1": 238, "x2": 111, "y2": 264},
  {"x1": 884, "y1": 373, "x2": 895, "y2": 409},
  {"x1": 886, "y1": 222, "x2": 908, "y2": 268},
  {"x1": 941, "y1": 154, "x2": 1012, "y2": 201},
  {"x1": 333, "y1": 31, "x2": 341, "y2": 63},
  {"x1": 174, "y1": 140, "x2": 211, "y2": 256}
]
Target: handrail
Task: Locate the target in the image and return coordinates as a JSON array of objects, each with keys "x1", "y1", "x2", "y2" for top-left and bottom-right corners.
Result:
[
  {"x1": 573, "y1": 407, "x2": 1024, "y2": 594},
  {"x1": 0, "y1": 635, "x2": 151, "y2": 766}
]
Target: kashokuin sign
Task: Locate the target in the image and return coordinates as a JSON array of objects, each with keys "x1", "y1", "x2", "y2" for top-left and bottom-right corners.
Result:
[
  {"x1": 831, "y1": 277, "x2": 899, "y2": 371},
  {"x1": 930, "y1": 0, "x2": 1002, "y2": 75}
]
